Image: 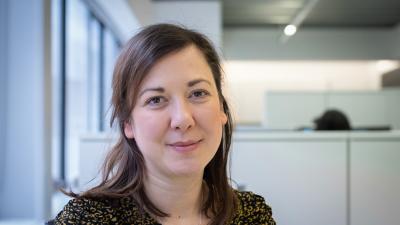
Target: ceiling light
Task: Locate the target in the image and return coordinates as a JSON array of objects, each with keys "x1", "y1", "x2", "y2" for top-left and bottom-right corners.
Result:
[
  {"x1": 284, "y1": 24, "x2": 297, "y2": 36},
  {"x1": 280, "y1": 0, "x2": 320, "y2": 43}
]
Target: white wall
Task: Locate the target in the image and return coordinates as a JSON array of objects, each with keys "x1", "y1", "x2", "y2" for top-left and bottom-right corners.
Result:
[
  {"x1": 153, "y1": 1, "x2": 222, "y2": 51},
  {"x1": 86, "y1": 0, "x2": 222, "y2": 47},
  {"x1": 223, "y1": 60, "x2": 399, "y2": 124},
  {"x1": 223, "y1": 27, "x2": 397, "y2": 60},
  {"x1": 222, "y1": 26, "x2": 400, "y2": 124},
  {"x1": 128, "y1": 0, "x2": 154, "y2": 27},
  {"x1": 0, "y1": 0, "x2": 52, "y2": 220}
]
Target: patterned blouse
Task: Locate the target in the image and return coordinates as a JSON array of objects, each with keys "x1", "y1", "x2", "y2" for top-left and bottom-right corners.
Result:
[{"x1": 54, "y1": 191, "x2": 276, "y2": 225}]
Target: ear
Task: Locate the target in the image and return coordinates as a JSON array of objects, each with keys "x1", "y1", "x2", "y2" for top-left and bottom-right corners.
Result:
[
  {"x1": 124, "y1": 121, "x2": 135, "y2": 139},
  {"x1": 219, "y1": 99, "x2": 228, "y2": 125},
  {"x1": 220, "y1": 110, "x2": 228, "y2": 126}
]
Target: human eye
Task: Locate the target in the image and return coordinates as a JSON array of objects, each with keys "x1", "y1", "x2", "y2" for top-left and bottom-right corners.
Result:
[
  {"x1": 189, "y1": 89, "x2": 210, "y2": 99},
  {"x1": 145, "y1": 96, "x2": 167, "y2": 107}
]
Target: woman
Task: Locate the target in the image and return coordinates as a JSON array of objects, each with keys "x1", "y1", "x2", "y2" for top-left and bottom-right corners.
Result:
[{"x1": 54, "y1": 23, "x2": 275, "y2": 225}]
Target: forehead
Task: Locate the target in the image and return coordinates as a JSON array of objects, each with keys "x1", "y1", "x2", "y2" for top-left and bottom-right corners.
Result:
[{"x1": 139, "y1": 45, "x2": 216, "y2": 88}]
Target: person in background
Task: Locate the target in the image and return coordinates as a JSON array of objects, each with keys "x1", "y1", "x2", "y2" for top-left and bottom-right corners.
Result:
[
  {"x1": 314, "y1": 109, "x2": 351, "y2": 130},
  {"x1": 52, "y1": 24, "x2": 275, "y2": 225}
]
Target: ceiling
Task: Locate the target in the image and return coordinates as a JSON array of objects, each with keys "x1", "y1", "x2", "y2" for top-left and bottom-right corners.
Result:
[{"x1": 223, "y1": 0, "x2": 400, "y2": 28}]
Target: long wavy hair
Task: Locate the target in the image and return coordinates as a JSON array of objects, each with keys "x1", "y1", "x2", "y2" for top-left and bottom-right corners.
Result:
[{"x1": 77, "y1": 23, "x2": 237, "y2": 225}]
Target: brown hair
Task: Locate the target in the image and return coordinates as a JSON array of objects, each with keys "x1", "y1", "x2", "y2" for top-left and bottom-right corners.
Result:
[{"x1": 78, "y1": 23, "x2": 237, "y2": 225}]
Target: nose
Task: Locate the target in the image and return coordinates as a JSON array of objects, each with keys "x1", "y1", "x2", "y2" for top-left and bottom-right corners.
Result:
[{"x1": 170, "y1": 99, "x2": 195, "y2": 132}]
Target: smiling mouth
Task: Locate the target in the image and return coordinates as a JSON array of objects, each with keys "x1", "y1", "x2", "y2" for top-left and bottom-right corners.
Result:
[{"x1": 167, "y1": 139, "x2": 203, "y2": 152}]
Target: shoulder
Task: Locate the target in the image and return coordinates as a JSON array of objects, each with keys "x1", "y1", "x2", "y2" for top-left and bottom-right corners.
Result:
[
  {"x1": 54, "y1": 197, "x2": 118, "y2": 224},
  {"x1": 54, "y1": 196, "x2": 157, "y2": 224},
  {"x1": 233, "y1": 190, "x2": 276, "y2": 225}
]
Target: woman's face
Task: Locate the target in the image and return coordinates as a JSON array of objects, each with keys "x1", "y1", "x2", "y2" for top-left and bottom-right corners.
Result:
[{"x1": 124, "y1": 45, "x2": 227, "y2": 178}]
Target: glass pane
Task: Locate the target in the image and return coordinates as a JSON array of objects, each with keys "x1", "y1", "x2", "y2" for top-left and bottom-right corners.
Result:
[
  {"x1": 102, "y1": 28, "x2": 120, "y2": 132},
  {"x1": 87, "y1": 16, "x2": 101, "y2": 132},
  {"x1": 65, "y1": 0, "x2": 89, "y2": 184}
]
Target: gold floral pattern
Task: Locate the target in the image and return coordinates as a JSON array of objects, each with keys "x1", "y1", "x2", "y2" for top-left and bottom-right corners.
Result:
[{"x1": 54, "y1": 191, "x2": 275, "y2": 225}]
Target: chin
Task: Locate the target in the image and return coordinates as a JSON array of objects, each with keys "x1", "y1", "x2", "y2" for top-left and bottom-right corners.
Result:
[{"x1": 169, "y1": 163, "x2": 205, "y2": 177}]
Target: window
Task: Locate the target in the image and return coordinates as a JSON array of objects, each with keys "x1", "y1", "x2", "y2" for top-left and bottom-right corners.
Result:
[{"x1": 52, "y1": 0, "x2": 121, "y2": 187}]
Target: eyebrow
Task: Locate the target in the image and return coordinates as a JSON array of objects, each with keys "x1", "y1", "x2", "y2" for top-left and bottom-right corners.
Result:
[
  {"x1": 139, "y1": 78, "x2": 212, "y2": 97},
  {"x1": 188, "y1": 78, "x2": 212, "y2": 87}
]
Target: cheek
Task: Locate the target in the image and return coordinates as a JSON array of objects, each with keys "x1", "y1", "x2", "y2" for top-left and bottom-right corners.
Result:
[
  {"x1": 196, "y1": 104, "x2": 226, "y2": 134},
  {"x1": 132, "y1": 111, "x2": 168, "y2": 143}
]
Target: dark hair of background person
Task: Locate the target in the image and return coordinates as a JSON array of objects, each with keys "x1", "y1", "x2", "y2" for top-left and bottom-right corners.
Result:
[
  {"x1": 65, "y1": 24, "x2": 238, "y2": 225},
  {"x1": 314, "y1": 109, "x2": 351, "y2": 130}
]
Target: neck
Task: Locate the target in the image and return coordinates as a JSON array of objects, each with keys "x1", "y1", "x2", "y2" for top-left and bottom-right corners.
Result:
[{"x1": 144, "y1": 171, "x2": 204, "y2": 220}]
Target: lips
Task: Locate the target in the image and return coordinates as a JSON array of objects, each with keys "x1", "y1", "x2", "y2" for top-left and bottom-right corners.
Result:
[
  {"x1": 169, "y1": 140, "x2": 200, "y2": 146},
  {"x1": 167, "y1": 139, "x2": 202, "y2": 152}
]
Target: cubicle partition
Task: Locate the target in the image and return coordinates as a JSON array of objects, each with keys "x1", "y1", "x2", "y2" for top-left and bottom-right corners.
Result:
[
  {"x1": 231, "y1": 130, "x2": 400, "y2": 225},
  {"x1": 79, "y1": 131, "x2": 400, "y2": 225},
  {"x1": 231, "y1": 132, "x2": 348, "y2": 225},
  {"x1": 349, "y1": 132, "x2": 400, "y2": 225},
  {"x1": 78, "y1": 133, "x2": 116, "y2": 191},
  {"x1": 264, "y1": 89, "x2": 400, "y2": 130}
]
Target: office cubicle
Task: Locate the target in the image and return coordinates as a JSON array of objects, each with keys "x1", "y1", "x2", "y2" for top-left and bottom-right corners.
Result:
[
  {"x1": 264, "y1": 89, "x2": 400, "y2": 130},
  {"x1": 230, "y1": 130, "x2": 400, "y2": 225},
  {"x1": 78, "y1": 130, "x2": 400, "y2": 225}
]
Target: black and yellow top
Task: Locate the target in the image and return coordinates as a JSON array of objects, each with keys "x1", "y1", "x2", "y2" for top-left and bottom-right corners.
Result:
[{"x1": 54, "y1": 191, "x2": 276, "y2": 225}]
